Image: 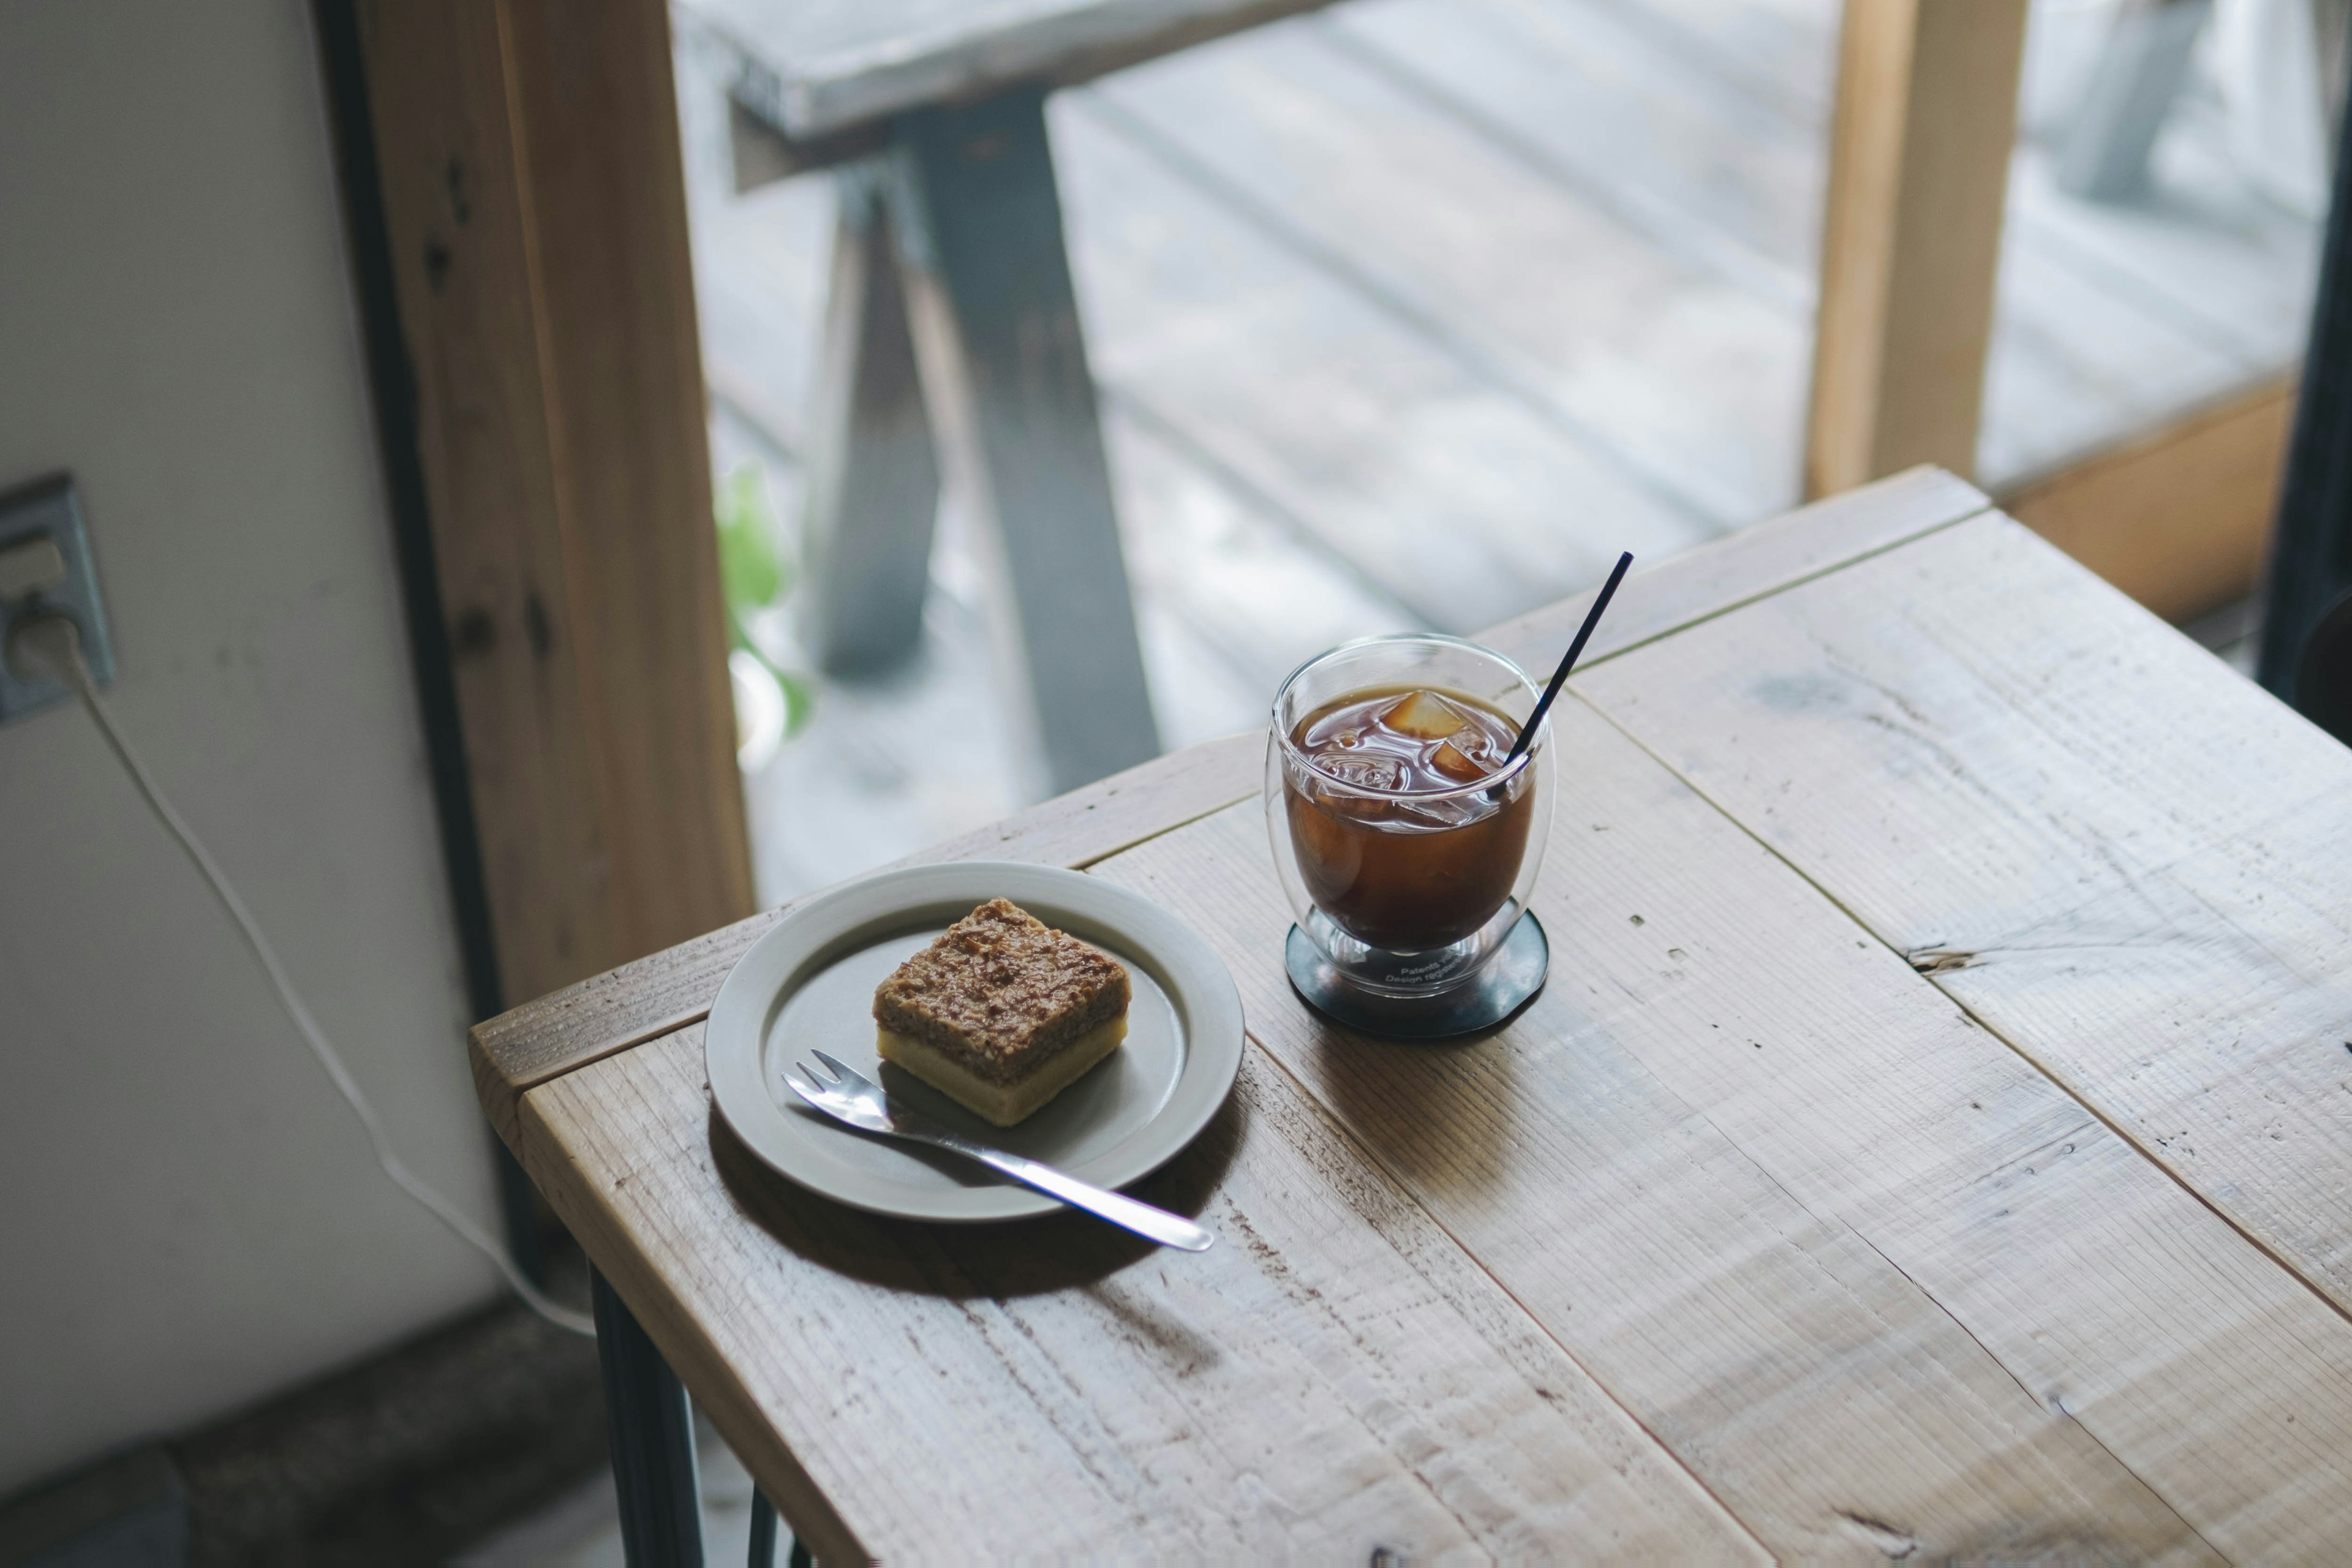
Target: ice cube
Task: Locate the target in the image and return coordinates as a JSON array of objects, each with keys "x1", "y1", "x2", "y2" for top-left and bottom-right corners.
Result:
[
  {"x1": 1319, "y1": 755, "x2": 1403, "y2": 790},
  {"x1": 1428, "y1": 739, "x2": 1491, "y2": 783},
  {"x1": 1393, "y1": 791, "x2": 1484, "y2": 829},
  {"x1": 1379, "y1": 689, "x2": 1470, "y2": 741}
]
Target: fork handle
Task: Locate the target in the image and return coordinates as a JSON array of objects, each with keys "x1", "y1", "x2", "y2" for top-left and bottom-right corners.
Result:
[{"x1": 943, "y1": 1141, "x2": 1215, "y2": 1251}]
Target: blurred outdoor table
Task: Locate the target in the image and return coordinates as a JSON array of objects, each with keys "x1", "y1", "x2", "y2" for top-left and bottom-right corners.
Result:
[
  {"x1": 680, "y1": 0, "x2": 1340, "y2": 793},
  {"x1": 473, "y1": 467, "x2": 2352, "y2": 1563}
]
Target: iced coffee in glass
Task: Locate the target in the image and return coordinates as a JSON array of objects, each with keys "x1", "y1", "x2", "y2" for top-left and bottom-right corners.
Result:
[{"x1": 1266, "y1": 635, "x2": 1555, "y2": 998}]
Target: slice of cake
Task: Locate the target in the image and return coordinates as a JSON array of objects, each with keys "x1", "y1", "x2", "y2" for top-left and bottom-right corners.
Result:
[{"x1": 873, "y1": 899, "x2": 1131, "y2": 1126}]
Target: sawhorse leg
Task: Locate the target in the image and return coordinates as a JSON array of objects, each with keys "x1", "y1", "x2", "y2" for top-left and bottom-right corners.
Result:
[
  {"x1": 890, "y1": 88, "x2": 1160, "y2": 796},
  {"x1": 802, "y1": 164, "x2": 941, "y2": 677},
  {"x1": 796, "y1": 88, "x2": 1161, "y2": 796},
  {"x1": 593, "y1": 1270, "x2": 704, "y2": 1567}
]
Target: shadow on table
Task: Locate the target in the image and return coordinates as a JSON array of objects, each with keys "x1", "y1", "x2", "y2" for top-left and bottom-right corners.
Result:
[
  {"x1": 1292, "y1": 1005, "x2": 1530, "y2": 1203},
  {"x1": 707, "y1": 1087, "x2": 1246, "y2": 1302}
]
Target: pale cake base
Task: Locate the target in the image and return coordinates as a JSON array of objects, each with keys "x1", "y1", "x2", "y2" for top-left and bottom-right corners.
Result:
[{"x1": 875, "y1": 1014, "x2": 1128, "y2": 1127}]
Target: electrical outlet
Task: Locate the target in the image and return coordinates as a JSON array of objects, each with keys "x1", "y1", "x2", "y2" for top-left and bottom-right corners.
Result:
[{"x1": 0, "y1": 474, "x2": 116, "y2": 724}]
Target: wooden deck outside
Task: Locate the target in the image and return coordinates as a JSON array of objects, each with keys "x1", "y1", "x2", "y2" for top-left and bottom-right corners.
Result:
[{"x1": 672, "y1": 0, "x2": 2321, "y2": 905}]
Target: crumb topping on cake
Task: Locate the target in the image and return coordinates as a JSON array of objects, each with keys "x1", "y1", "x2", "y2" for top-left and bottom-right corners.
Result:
[{"x1": 873, "y1": 899, "x2": 1130, "y2": 1083}]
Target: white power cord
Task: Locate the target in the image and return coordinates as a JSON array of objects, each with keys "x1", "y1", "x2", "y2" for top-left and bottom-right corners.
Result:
[{"x1": 7, "y1": 610, "x2": 595, "y2": 1339}]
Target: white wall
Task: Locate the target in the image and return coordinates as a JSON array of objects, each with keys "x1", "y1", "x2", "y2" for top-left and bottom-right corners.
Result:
[{"x1": 0, "y1": 0, "x2": 502, "y2": 1494}]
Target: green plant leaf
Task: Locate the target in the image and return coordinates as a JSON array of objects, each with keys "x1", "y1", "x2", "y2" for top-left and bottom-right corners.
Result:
[{"x1": 714, "y1": 464, "x2": 785, "y2": 611}]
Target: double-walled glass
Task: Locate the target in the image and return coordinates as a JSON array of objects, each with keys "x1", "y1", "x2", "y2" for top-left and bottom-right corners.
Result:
[{"x1": 1265, "y1": 635, "x2": 1555, "y2": 998}]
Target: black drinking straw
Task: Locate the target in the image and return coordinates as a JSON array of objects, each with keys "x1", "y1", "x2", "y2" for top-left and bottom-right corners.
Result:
[{"x1": 1504, "y1": 550, "x2": 1633, "y2": 763}]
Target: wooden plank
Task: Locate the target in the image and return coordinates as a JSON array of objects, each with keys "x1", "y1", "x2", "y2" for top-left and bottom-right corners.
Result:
[
  {"x1": 1975, "y1": 225, "x2": 2251, "y2": 490},
  {"x1": 1098, "y1": 401, "x2": 1428, "y2": 714},
  {"x1": 1575, "y1": 511, "x2": 2352, "y2": 1322},
  {"x1": 1571, "y1": 0, "x2": 1838, "y2": 125},
  {"x1": 1806, "y1": 0, "x2": 2030, "y2": 497},
  {"x1": 1086, "y1": 15, "x2": 1805, "y2": 528},
  {"x1": 2001, "y1": 137, "x2": 2320, "y2": 375},
  {"x1": 1326, "y1": 0, "x2": 1821, "y2": 305},
  {"x1": 1327, "y1": 0, "x2": 2295, "y2": 500},
  {"x1": 1050, "y1": 81, "x2": 1708, "y2": 631},
  {"x1": 687, "y1": 0, "x2": 1336, "y2": 144},
  {"x1": 470, "y1": 464, "x2": 1985, "y2": 1128},
  {"x1": 1999, "y1": 373, "x2": 2296, "y2": 624},
  {"x1": 355, "y1": 0, "x2": 752, "y2": 1007},
  {"x1": 519, "y1": 1028, "x2": 1768, "y2": 1562},
  {"x1": 470, "y1": 729, "x2": 1265, "y2": 1148},
  {"x1": 1094, "y1": 711, "x2": 2352, "y2": 1559}
]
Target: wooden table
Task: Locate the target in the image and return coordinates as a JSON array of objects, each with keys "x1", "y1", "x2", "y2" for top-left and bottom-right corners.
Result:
[{"x1": 474, "y1": 468, "x2": 2352, "y2": 1564}]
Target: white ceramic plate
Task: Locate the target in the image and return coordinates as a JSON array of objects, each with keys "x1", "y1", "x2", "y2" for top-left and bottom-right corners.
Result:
[{"x1": 706, "y1": 861, "x2": 1245, "y2": 1223}]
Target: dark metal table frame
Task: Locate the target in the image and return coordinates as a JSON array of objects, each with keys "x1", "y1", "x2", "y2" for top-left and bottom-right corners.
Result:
[
  {"x1": 2260, "y1": 25, "x2": 2352, "y2": 723},
  {"x1": 594, "y1": 1271, "x2": 811, "y2": 1568}
]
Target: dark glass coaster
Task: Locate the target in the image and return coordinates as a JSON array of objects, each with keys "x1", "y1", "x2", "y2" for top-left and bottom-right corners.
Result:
[{"x1": 1285, "y1": 911, "x2": 1548, "y2": 1041}]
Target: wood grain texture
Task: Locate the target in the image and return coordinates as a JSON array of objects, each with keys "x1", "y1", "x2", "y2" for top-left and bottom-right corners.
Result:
[
  {"x1": 1322, "y1": 0, "x2": 1819, "y2": 306},
  {"x1": 1053, "y1": 82, "x2": 1708, "y2": 633},
  {"x1": 1093, "y1": 708, "x2": 2352, "y2": 1560},
  {"x1": 471, "y1": 729, "x2": 1265, "y2": 1148},
  {"x1": 1082, "y1": 16, "x2": 1799, "y2": 529},
  {"x1": 1577, "y1": 511, "x2": 2352, "y2": 1325},
  {"x1": 356, "y1": 0, "x2": 616, "y2": 1006},
  {"x1": 495, "y1": 0, "x2": 756, "y2": 956},
  {"x1": 491, "y1": 479, "x2": 2352, "y2": 1558},
  {"x1": 355, "y1": 0, "x2": 751, "y2": 1009},
  {"x1": 1806, "y1": 0, "x2": 2030, "y2": 496},
  {"x1": 472, "y1": 464, "x2": 1986, "y2": 1131},
  {"x1": 1999, "y1": 373, "x2": 2297, "y2": 624},
  {"x1": 519, "y1": 1028, "x2": 1767, "y2": 1562}
]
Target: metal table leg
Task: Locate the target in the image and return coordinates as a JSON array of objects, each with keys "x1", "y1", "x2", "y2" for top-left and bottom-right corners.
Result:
[
  {"x1": 747, "y1": 1490, "x2": 812, "y2": 1567},
  {"x1": 592, "y1": 1270, "x2": 705, "y2": 1568},
  {"x1": 748, "y1": 1491, "x2": 775, "y2": 1567}
]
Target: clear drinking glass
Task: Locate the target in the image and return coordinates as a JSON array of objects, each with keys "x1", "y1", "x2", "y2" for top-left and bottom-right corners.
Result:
[{"x1": 1265, "y1": 635, "x2": 1555, "y2": 998}]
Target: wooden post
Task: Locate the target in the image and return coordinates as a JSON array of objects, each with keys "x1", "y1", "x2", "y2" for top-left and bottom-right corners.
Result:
[
  {"x1": 350, "y1": 0, "x2": 753, "y2": 1004},
  {"x1": 1804, "y1": 0, "x2": 2032, "y2": 499}
]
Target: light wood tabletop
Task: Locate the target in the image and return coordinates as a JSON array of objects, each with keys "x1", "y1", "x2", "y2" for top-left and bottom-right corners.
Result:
[{"x1": 474, "y1": 467, "x2": 2352, "y2": 1563}]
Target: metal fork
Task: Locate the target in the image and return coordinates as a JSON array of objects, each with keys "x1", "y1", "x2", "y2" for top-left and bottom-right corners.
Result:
[{"x1": 783, "y1": 1050, "x2": 1215, "y2": 1251}]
